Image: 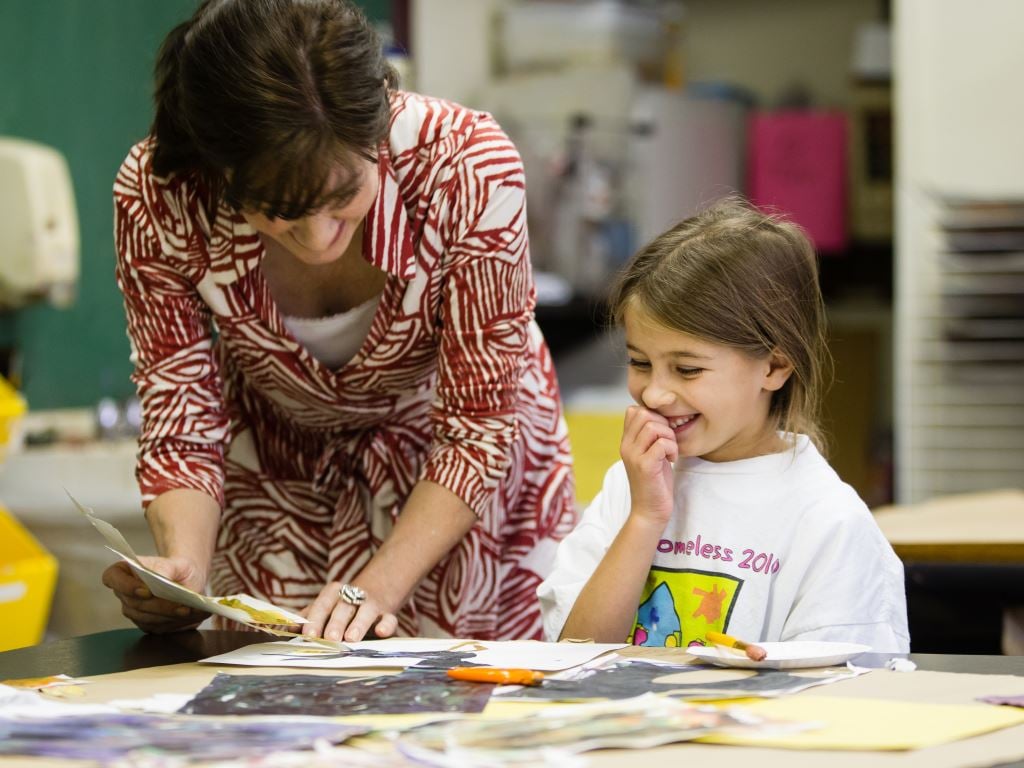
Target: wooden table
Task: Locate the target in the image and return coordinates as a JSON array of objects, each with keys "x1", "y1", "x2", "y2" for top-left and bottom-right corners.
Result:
[
  {"x1": 873, "y1": 489, "x2": 1024, "y2": 563},
  {"x1": 873, "y1": 489, "x2": 1024, "y2": 655},
  {"x1": 2, "y1": 630, "x2": 1024, "y2": 768}
]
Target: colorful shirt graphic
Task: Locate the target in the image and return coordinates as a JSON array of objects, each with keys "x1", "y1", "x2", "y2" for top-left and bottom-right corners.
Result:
[{"x1": 628, "y1": 567, "x2": 744, "y2": 648}]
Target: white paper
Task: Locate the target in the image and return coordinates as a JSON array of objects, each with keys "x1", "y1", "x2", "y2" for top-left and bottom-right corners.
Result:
[
  {"x1": 202, "y1": 640, "x2": 421, "y2": 669},
  {"x1": 201, "y1": 637, "x2": 626, "y2": 672},
  {"x1": 105, "y1": 693, "x2": 195, "y2": 714},
  {"x1": 0, "y1": 684, "x2": 117, "y2": 718}
]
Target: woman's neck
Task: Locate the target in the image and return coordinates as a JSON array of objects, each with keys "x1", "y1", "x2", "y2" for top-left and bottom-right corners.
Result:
[{"x1": 260, "y1": 222, "x2": 386, "y2": 318}]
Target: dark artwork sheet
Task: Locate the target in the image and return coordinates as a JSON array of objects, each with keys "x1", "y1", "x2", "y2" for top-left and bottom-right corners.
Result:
[
  {"x1": 0, "y1": 714, "x2": 366, "y2": 762},
  {"x1": 979, "y1": 694, "x2": 1024, "y2": 707},
  {"x1": 500, "y1": 659, "x2": 855, "y2": 701},
  {"x1": 181, "y1": 670, "x2": 494, "y2": 716}
]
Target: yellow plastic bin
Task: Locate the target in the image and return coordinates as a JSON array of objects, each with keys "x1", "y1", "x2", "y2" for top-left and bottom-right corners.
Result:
[
  {"x1": 0, "y1": 374, "x2": 57, "y2": 651},
  {"x1": 0, "y1": 506, "x2": 58, "y2": 651},
  {"x1": 564, "y1": 409, "x2": 624, "y2": 508},
  {"x1": 0, "y1": 374, "x2": 25, "y2": 462}
]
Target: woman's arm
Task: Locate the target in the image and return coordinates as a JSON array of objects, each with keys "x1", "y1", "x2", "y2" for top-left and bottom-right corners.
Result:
[
  {"x1": 106, "y1": 146, "x2": 229, "y2": 632},
  {"x1": 301, "y1": 480, "x2": 477, "y2": 642},
  {"x1": 101, "y1": 488, "x2": 221, "y2": 633},
  {"x1": 146, "y1": 487, "x2": 221, "y2": 568}
]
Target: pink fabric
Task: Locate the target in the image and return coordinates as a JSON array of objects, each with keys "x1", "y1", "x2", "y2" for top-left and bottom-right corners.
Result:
[{"x1": 113, "y1": 92, "x2": 577, "y2": 639}]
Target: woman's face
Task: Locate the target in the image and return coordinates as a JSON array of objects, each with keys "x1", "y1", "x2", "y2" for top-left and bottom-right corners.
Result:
[{"x1": 239, "y1": 156, "x2": 380, "y2": 266}]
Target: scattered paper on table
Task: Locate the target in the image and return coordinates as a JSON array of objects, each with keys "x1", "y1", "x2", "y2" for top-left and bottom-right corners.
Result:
[
  {"x1": 1, "y1": 674, "x2": 88, "y2": 691},
  {"x1": 201, "y1": 637, "x2": 625, "y2": 671},
  {"x1": 0, "y1": 713, "x2": 368, "y2": 762},
  {"x1": 396, "y1": 692, "x2": 808, "y2": 763},
  {"x1": 979, "y1": 693, "x2": 1024, "y2": 708}
]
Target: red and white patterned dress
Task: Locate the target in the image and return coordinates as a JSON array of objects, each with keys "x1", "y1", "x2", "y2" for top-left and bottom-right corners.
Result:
[{"x1": 113, "y1": 92, "x2": 577, "y2": 640}]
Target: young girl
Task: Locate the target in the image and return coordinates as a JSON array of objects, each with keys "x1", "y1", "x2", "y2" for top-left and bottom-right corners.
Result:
[{"x1": 538, "y1": 199, "x2": 909, "y2": 652}]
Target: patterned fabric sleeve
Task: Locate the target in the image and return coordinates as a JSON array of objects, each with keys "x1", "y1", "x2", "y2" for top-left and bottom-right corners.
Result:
[
  {"x1": 114, "y1": 160, "x2": 229, "y2": 508},
  {"x1": 424, "y1": 115, "x2": 535, "y2": 515}
]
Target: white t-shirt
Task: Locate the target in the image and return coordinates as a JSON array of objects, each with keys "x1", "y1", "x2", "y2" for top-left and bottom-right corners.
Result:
[{"x1": 537, "y1": 435, "x2": 910, "y2": 653}]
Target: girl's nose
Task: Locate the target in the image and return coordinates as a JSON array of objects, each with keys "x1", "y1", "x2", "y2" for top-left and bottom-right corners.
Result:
[{"x1": 641, "y1": 382, "x2": 676, "y2": 409}]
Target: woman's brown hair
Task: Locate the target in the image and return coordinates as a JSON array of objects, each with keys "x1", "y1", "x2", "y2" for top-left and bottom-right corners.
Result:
[
  {"x1": 151, "y1": 0, "x2": 398, "y2": 219},
  {"x1": 609, "y1": 198, "x2": 832, "y2": 451}
]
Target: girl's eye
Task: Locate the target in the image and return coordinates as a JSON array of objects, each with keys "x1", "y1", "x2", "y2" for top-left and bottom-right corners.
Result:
[
  {"x1": 627, "y1": 358, "x2": 651, "y2": 369},
  {"x1": 676, "y1": 367, "x2": 703, "y2": 377}
]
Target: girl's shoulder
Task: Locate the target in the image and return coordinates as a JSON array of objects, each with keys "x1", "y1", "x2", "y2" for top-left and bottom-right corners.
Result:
[{"x1": 784, "y1": 443, "x2": 879, "y2": 530}]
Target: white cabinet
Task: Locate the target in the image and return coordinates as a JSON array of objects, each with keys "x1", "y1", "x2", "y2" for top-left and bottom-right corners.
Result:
[{"x1": 894, "y1": 0, "x2": 1024, "y2": 501}]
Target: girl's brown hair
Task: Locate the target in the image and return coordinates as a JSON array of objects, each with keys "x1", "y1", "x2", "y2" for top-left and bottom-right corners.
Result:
[
  {"x1": 609, "y1": 198, "x2": 832, "y2": 451},
  {"x1": 151, "y1": 0, "x2": 398, "y2": 219}
]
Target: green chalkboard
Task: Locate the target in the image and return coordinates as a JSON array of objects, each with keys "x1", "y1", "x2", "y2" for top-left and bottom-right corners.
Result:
[{"x1": 0, "y1": 0, "x2": 390, "y2": 409}]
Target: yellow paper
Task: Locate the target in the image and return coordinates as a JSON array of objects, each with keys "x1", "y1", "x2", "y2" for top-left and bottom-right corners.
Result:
[{"x1": 697, "y1": 695, "x2": 1024, "y2": 750}]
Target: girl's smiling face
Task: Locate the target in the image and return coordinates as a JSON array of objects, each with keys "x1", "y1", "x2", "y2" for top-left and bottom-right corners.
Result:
[
  {"x1": 623, "y1": 304, "x2": 793, "y2": 462},
  {"x1": 238, "y1": 157, "x2": 380, "y2": 266}
]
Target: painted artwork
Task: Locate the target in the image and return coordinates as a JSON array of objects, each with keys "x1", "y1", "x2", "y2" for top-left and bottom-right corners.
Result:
[
  {"x1": 496, "y1": 659, "x2": 866, "y2": 702},
  {"x1": 181, "y1": 670, "x2": 494, "y2": 716},
  {"x1": 0, "y1": 714, "x2": 366, "y2": 762}
]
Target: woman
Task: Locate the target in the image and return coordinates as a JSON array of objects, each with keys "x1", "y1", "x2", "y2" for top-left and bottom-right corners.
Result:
[{"x1": 102, "y1": 0, "x2": 576, "y2": 643}]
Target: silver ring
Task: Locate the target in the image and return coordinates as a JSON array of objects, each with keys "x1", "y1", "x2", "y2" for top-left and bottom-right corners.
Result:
[{"x1": 339, "y1": 583, "x2": 367, "y2": 606}]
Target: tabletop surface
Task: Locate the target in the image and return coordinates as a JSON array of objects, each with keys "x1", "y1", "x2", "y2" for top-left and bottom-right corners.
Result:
[
  {"x1": 2, "y1": 630, "x2": 1024, "y2": 768},
  {"x1": 3, "y1": 629, "x2": 1024, "y2": 680}
]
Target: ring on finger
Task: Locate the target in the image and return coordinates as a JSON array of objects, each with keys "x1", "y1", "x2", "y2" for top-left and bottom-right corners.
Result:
[{"x1": 339, "y1": 583, "x2": 367, "y2": 606}]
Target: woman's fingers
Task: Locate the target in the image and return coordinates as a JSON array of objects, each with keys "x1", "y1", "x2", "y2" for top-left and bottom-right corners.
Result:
[
  {"x1": 373, "y1": 612, "x2": 399, "y2": 639},
  {"x1": 323, "y1": 601, "x2": 359, "y2": 642},
  {"x1": 300, "y1": 582, "x2": 399, "y2": 642},
  {"x1": 122, "y1": 602, "x2": 203, "y2": 633},
  {"x1": 341, "y1": 601, "x2": 395, "y2": 643},
  {"x1": 102, "y1": 560, "x2": 206, "y2": 632},
  {"x1": 101, "y1": 560, "x2": 145, "y2": 596},
  {"x1": 302, "y1": 583, "x2": 345, "y2": 639}
]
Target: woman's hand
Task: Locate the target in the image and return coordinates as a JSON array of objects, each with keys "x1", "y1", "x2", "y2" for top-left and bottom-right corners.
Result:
[
  {"x1": 620, "y1": 405, "x2": 678, "y2": 527},
  {"x1": 101, "y1": 555, "x2": 210, "y2": 634},
  {"x1": 301, "y1": 580, "x2": 399, "y2": 642},
  {"x1": 300, "y1": 481, "x2": 476, "y2": 642}
]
